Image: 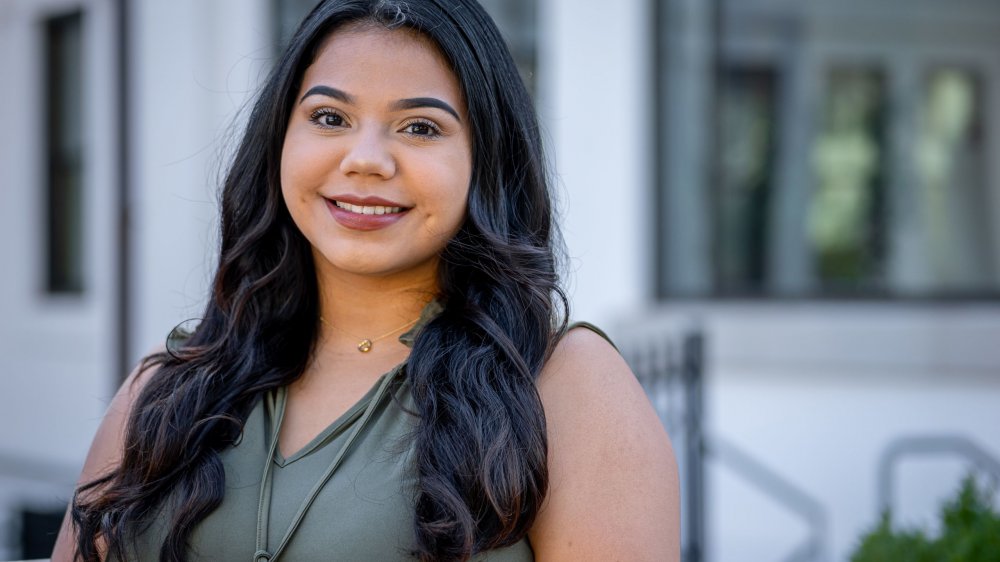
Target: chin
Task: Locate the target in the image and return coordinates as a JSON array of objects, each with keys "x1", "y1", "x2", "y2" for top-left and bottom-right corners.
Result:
[{"x1": 320, "y1": 252, "x2": 439, "y2": 280}]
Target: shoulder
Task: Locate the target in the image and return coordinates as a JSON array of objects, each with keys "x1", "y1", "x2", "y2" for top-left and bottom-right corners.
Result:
[
  {"x1": 528, "y1": 325, "x2": 680, "y2": 561},
  {"x1": 535, "y1": 324, "x2": 656, "y2": 435}
]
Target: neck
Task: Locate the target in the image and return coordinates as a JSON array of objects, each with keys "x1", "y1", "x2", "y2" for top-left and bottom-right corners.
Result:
[{"x1": 314, "y1": 262, "x2": 438, "y2": 352}]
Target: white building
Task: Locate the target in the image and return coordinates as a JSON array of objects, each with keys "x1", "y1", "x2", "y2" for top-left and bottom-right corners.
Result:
[{"x1": 1, "y1": 0, "x2": 998, "y2": 560}]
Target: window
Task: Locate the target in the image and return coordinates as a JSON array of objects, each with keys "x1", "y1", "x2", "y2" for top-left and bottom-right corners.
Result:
[
  {"x1": 656, "y1": 0, "x2": 1000, "y2": 298},
  {"x1": 910, "y1": 67, "x2": 992, "y2": 293},
  {"x1": 44, "y1": 11, "x2": 85, "y2": 295},
  {"x1": 808, "y1": 67, "x2": 888, "y2": 291},
  {"x1": 717, "y1": 66, "x2": 779, "y2": 293}
]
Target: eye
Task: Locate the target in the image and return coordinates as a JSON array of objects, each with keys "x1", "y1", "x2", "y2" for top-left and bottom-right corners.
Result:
[
  {"x1": 401, "y1": 119, "x2": 442, "y2": 138},
  {"x1": 309, "y1": 108, "x2": 346, "y2": 129}
]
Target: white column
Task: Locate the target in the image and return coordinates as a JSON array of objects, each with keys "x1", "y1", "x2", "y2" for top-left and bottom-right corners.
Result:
[
  {"x1": 537, "y1": 0, "x2": 653, "y2": 324},
  {"x1": 130, "y1": 0, "x2": 271, "y2": 363}
]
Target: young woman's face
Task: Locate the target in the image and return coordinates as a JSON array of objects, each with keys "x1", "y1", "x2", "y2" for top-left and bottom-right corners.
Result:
[{"x1": 281, "y1": 25, "x2": 471, "y2": 284}]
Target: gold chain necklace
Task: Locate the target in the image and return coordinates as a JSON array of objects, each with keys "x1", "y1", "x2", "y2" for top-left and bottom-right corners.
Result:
[{"x1": 320, "y1": 315, "x2": 419, "y2": 353}]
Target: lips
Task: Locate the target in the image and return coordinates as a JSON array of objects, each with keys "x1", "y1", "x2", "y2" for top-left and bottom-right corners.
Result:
[{"x1": 324, "y1": 195, "x2": 410, "y2": 231}]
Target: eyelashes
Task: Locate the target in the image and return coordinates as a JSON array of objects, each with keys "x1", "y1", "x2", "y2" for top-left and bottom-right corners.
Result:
[
  {"x1": 309, "y1": 107, "x2": 345, "y2": 128},
  {"x1": 307, "y1": 108, "x2": 443, "y2": 139},
  {"x1": 400, "y1": 119, "x2": 442, "y2": 138}
]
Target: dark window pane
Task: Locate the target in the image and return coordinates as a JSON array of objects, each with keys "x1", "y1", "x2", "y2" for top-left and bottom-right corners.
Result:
[
  {"x1": 45, "y1": 11, "x2": 85, "y2": 295},
  {"x1": 808, "y1": 67, "x2": 887, "y2": 291},
  {"x1": 718, "y1": 66, "x2": 778, "y2": 293}
]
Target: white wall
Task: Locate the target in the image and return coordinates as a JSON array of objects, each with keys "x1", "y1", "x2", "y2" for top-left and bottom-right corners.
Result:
[
  {"x1": 129, "y1": 0, "x2": 271, "y2": 364},
  {"x1": 537, "y1": 0, "x2": 654, "y2": 326},
  {"x1": 0, "y1": 0, "x2": 117, "y2": 484}
]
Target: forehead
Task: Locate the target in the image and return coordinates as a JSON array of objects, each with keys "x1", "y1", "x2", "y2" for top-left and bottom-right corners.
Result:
[{"x1": 300, "y1": 25, "x2": 465, "y2": 109}]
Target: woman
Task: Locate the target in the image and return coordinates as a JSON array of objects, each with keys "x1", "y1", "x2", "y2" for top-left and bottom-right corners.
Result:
[{"x1": 52, "y1": 0, "x2": 679, "y2": 560}]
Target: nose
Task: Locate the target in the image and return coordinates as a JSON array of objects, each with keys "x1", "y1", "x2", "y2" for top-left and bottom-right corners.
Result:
[{"x1": 339, "y1": 127, "x2": 396, "y2": 179}]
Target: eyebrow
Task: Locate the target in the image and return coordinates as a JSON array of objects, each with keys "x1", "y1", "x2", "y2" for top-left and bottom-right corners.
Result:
[
  {"x1": 299, "y1": 85, "x2": 354, "y2": 105},
  {"x1": 299, "y1": 85, "x2": 461, "y2": 122},
  {"x1": 390, "y1": 97, "x2": 461, "y2": 122}
]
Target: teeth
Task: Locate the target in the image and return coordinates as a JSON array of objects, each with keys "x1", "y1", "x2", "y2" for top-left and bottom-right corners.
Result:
[{"x1": 335, "y1": 201, "x2": 403, "y2": 215}]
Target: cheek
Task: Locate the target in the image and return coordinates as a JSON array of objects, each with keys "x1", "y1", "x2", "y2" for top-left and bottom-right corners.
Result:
[
  {"x1": 279, "y1": 148, "x2": 321, "y2": 234},
  {"x1": 281, "y1": 155, "x2": 315, "y2": 223},
  {"x1": 417, "y1": 159, "x2": 470, "y2": 237},
  {"x1": 280, "y1": 130, "x2": 332, "y2": 200}
]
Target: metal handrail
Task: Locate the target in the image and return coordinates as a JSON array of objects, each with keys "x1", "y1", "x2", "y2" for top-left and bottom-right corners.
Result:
[
  {"x1": 708, "y1": 436, "x2": 828, "y2": 562},
  {"x1": 876, "y1": 434, "x2": 1000, "y2": 517}
]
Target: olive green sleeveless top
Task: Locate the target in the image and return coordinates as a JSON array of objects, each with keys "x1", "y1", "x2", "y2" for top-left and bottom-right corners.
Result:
[{"x1": 118, "y1": 305, "x2": 612, "y2": 561}]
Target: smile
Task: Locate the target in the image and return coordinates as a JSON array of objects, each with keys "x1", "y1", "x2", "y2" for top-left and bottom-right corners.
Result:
[
  {"x1": 325, "y1": 198, "x2": 410, "y2": 232},
  {"x1": 333, "y1": 200, "x2": 405, "y2": 215}
]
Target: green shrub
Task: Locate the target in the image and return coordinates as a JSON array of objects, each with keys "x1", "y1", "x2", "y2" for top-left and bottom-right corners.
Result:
[{"x1": 851, "y1": 474, "x2": 1000, "y2": 562}]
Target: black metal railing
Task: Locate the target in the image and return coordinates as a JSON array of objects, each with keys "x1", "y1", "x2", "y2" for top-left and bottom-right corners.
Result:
[
  {"x1": 622, "y1": 327, "x2": 706, "y2": 562},
  {"x1": 621, "y1": 325, "x2": 829, "y2": 562}
]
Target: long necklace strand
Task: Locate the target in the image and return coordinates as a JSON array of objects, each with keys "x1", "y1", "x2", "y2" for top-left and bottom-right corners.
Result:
[
  {"x1": 254, "y1": 369, "x2": 401, "y2": 562},
  {"x1": 320, "y1": 316, "x2": 419, "y2": 353}
]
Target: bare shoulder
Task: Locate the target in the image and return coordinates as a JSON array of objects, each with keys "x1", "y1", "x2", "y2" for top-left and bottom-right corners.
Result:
[
  {"x1": 529, "y1": 326, "x2": 680, "y2": 562},
  {"x1": 50, "y1": 347, "x2": 165, "y2": 561}
]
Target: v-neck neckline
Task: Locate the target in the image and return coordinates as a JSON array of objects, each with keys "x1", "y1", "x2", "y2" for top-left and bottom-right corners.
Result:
[
  {"x1": 254, "y1": 365, "x2": 405, "y2": 562},
  {"x1": 268, "y1": 364, "x2": 403, "y2": 467}
]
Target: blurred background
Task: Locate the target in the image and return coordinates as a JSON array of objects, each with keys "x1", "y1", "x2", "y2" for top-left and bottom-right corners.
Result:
[{"x1": 2, "y1": 0, "x2": 999, "y2": 560}]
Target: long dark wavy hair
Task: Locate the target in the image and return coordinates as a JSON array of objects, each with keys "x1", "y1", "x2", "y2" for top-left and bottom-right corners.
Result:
[{"x1": 71, "y1": 1, "x2": 566, "y2": 561}]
